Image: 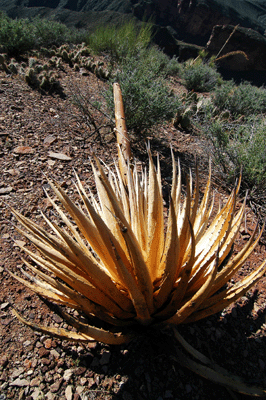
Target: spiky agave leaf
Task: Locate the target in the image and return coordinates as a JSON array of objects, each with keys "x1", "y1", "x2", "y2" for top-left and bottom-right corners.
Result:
[{"x1": 10, "y1": 149, "x2": 266, "y2": 346}]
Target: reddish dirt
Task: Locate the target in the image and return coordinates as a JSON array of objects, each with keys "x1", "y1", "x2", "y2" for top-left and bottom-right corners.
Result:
[{"x1": 0, "y1": 59, "x2": 266, "y2": 400}]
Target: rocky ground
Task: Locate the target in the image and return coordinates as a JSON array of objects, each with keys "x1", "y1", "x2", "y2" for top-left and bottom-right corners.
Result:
[{"x1": 0, "y1": 57, "x2": 266, "y2": 400}]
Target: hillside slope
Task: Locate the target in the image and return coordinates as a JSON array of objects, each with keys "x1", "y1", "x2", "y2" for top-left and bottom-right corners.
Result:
[{"x1": 1, "y1": 49, "x2": 266, "y2": 400}]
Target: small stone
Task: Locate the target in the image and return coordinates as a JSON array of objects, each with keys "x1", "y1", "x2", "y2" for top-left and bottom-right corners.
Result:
[
  {"x1": 52, "y1": 314, "x2": 63, "y2": 323},
  {"x1": 0, "y1": 186, "x2": 13, "y2": 195},
  {"x1": 76, "y1": 385, "x2": 85, "y2": 395},
  {"x1": 99, "y1": 351, "x2": 111, "y2": 365},
  {"x1": 0, "y1": 356, "x2": 8, "y2": 368},
  {"x1": 30, "y1": 377, "x2": 41, "y2": 387},
  {"x1": 47, "y1": 159, "x2": 56, "y2": 166},
  {"x1": 74, "y1": 367, "x2": 86, "y2": 376},
  {"x1": 26, "y1": 369, "x2": 34, "y2": 376},
  {"x1": 50, "y1": 349, "x2": 60, "y2": 359},
  {"x1": 46, "y1": 392, "x2": 56, "y2": 400},
  {"x1": 49, "y1": 378, "x2": 63, "y2": 393},
  {"x1": 1, "y1": 382, "x2": 8, "y2": 390},
  {"x1": 13, "y1": 146, "x2": 34, "y2": 154},
  {"x1": 31, "y1": 389, "x2": 43, "y2": 400},
  {"x1": 87, "y1": 342, "x2": 97, "y2": 349},
  {"x1": 0, "y1": 302, "x2": 9, "y2": 310},
  {"x1": 44, "y1": 338, "x2": 53, "y2": 349},
  {"x1": 10, "y1": 378, "x2": 30, "y2": 387},
  {"x1": 41, "y1": 358, "x2": 50, "y2": 365},
  {"x1": 185, "y1": 384, "x2": 192, "y2": 393},
  {"x1": 48, "y1": 151, "x2": 72, "y2": 161},
  {"x1": 43, "y1": 135, "x2": 57, "y2": 146},
  {"x1": 38, "y1": 347, "x2": 50, "y2": 357},
  {"x1": 10, "y1": 367, "x2": 25, "y2": 379},
  {"x1": 63, "y1": 369, "x2": 73, "y2": 382},
  {"x1": 80, "y1": 377, "x2": 87, "y2": 386},
  {"x1": 65, "y1": 385, "x2": 73, "y2": 400},
  {"x1": 23, "y1": 340, "x2": 31, "y2": 347},
  {"x1": 6, "y1": 169, "x2": 19, "y2": 176}
]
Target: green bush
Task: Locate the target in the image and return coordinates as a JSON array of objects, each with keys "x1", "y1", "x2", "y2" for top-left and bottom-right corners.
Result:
[
  {"x1": 212, "y1": 80, "x2": 266, "y2": 117},
  {"x1": 203, "y1": 117, "x2": 266, "y2": 189},
  {"x1": 182, "y1": 59, "x2": 222, "y2": 92},
  {"x1": 106, "y1": 49, "x2": 181, "y2": 134},
  {"x1": 0, "y1": 12, "x2": 35, "y2": 56},
  {"x1": 0, "y1": 12, "x2": 86, "y2": 56},
  {"x1": 87, "y1": 20, "x2": 153, "y2": 61}
]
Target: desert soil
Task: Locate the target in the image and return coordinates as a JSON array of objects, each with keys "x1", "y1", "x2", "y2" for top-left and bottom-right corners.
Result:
[{"x1": 0, "y1": 58, "x2": 266, "y2": 400}]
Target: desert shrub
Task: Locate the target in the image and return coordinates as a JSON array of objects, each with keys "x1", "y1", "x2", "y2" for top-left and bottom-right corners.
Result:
[
  {"x1": 165, "y1": 55, "x2": 181, "y2": 76},
  {"x1": 106, "y1": 50, "x2": 181, "y2": 134},
  {"x1": 88, "y1": 19, "x2": 153, "y2": 61},
  {"x1": 203, "y1": 117, "x2": 266, "y2": 189},
  {"x1": 0, "y1": 12, "x2": 35, "y2": 56},
  {"x1": 182, "y1": 59, "x2": 222, "y2": 92},
  {"x1": 30, "y1": 17, "x2": 86, "y2": 49},
  {"x1": 212, "y1": 80, "x2": 266, "y2": 117},
  {"x1": 0, "y1": 12, "x2": 86, "y2": 56},
  {"x1": 142, "y1": 46, "x2": 181, "y2": 78}
]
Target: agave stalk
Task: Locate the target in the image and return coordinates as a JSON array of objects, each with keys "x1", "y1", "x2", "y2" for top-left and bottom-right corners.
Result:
[{"x1": 9, "y1": 84, "x2": 266, "y2": 396}]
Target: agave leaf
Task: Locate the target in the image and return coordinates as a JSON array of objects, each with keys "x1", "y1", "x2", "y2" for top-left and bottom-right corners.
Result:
[
  {"x1": 12, "y1": 308, "x2": 132, "y2": 345},
  {"x1": 167, "y1": 251, "x2": 219, "y2": 325},
  {"x1": 190, "y1": 165, "x2": 200, "y2": 226},
  {"x1": 154, "y1": 219, "x2": 196, "y2": 320},
  {"x1": 9, "y1": 270, "x2": 79, "y2": 308},
  {"x1": 74, "y1": 170, "x2": 134, "y2": 285},
  {"x1": 186, "y1": 201, "x2": 246, "y2": 296},
  {"x1": 154, "y1": 198, "x2": 179, "y2": 310},
  {"x1": 173, "y1": 340, "x2": 266, "y2": 397},
  {"x1": 208, "y1": 222, "x2": 264, "y2": 297},
  {"x1": 185, "y1": 257, "x2": 266, "y2": 324},
  {"x1": 146, "y1": 150, "x2": 164, "y2": 282},
  {"x1": 175, "y1": 179, "x2": 192, "y2": 270},
  {"x1": 194, "y1": 189, "x2": 236, "y2": 260},
  {"x1": 45, "y1": 178, "x2": 118, "y2": 276},
  {"x1": 193, "y1": 163, "x2": 212, "y2": 239},
  {"x1": 19, "y1": 257, "x2": 132, "y2": 324},
  {"x1": 13, "y1": 215, "x2": 133, "y2": 316},
  {"x1": 113, "y1": 155, "x2": 131, "y2": 224},
  {"x1": 93, "y1": 159, "x2": 154, "y2": 317}
]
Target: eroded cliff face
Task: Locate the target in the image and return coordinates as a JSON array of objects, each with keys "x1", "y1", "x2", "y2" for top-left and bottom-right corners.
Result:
[
  {"x1": 132, "y1": 0, "x2": 239, "y2": 45},
  {"x1": 207, "y1": 25, "x2": 266, "y2": 70},
  {"x1": 10, "y1": 0, "x2": 132, "y2": 13}
]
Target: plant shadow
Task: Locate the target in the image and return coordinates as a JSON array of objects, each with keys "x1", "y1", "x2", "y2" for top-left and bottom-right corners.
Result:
[{"x1": 48, "y1": 290, "x2": 266, "y2": 400}]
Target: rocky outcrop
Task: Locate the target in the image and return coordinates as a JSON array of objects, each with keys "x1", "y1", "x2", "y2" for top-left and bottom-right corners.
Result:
[
  {"x1": 207, "y1": 25, "x2": 266, "y2": 70},
  {"x1": 10, "y1": 0, "x2": 132, "y2": 13},
  {"x1": 132, "y1": 0, "x2": 266, "y2": 46}
]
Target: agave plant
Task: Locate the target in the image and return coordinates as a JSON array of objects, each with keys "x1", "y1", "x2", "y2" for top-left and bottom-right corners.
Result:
[
  {"x1": 11, "y1": 147, "x2": 266, "y2": 338},
  {"x1": 9, "y1": 84, "x2": 266, "y2": 396}
]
